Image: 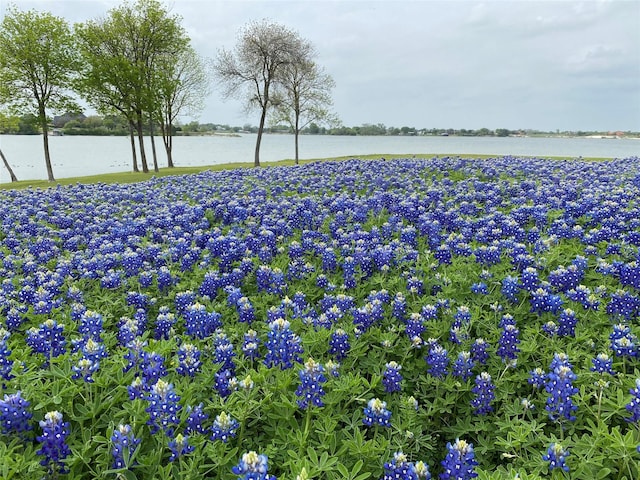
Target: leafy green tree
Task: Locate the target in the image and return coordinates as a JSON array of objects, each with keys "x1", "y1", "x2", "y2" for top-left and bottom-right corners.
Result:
[
  {"x1": 0, "y1": 7, "x2": 79, "y2": 181},
  {"x1": 271, "y1": 46, "x2": 337, "y2": 164},
  {"x1": 76, "y1": 0, "x2": 188, "y2": 173},
  {"x1": 215, "y1": 20, "x2": 306, "y2": 167}
]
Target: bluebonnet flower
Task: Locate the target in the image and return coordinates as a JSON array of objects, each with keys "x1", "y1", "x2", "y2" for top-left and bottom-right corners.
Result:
[
  {"x1": 0, "y1": 328, "x2": 14, "y2": 384},
  {"x1": 0, "y1": 391, "x2": 32, "y2": 435},
  {"x1": 185, "y1": 403, "x2": 209, "y2": 435},
  {"x1": 242, "y1": 329, "x2": 261, "y2": 360},
  {"x1": 541, "y1": 320, "x2": 558, "y2": 337},
  {"x1": 407, "y1": 276, "x2": 425, "y2": 295},
  {"x1": 157, "y1": 266, "x2": 175, "y2": 292},
  {"x1": 168, "y1": 433, "x2": 195, "y2": 462},
  {"x1": 111, "y1": 423, "x2": 141, "y2": 469},
  {"x1": 496, "y1": 316, "x2": 520, "y2": 364},
  {"x1": 609, "y1": 324, "x2": 638, "y2": 358},
  {"x1": 145, "y1": 379, "x2": 181, "y2": 435},
  {"x1": 237, "y1": 297, "x2": 255, "y2": 324},
  {"x1": 382, "y1": 361, "x2": 403, "y2": 393},
  {"x1": 557, "y1": 309, "x2": 578, "y2": 337},
  {"x1": 26, "y1": 319, "x2": 67, "y2": 365},
  {"x1": 405, "y1": 313, "x2": 426, "y2": 347},
  {"x1": 214, "y1": 368, "x2": 237, "y2": 399},
  {"x1": 542, "y1": 443, "x2": 570, "y2": 472},
  {"x1": 328, "y1": 329, "x2": 350, "y2": 361},
  {"x1": 625, "y1": 378, "x2": 640, "y2": 423},
  {"x1": 36, "y1": 411, "x2": 71, "y2": 475},
  {"x1": 470, "y1": 339, "x2": 489, "y2": 366},
  {"x1": 528, "y1": 368, "x2": 546, "y2": 389},
  {"x1": 470, "y1": 372, "x2": 495, "y2": 415},
  {"x1": 392, "y1": 293, "x2": 407, "y2": 321},
  {"x1": 154, "y1": 307, "x2": 176, "y2": 340},
  {"x1": 452, "y1": 352, "x2": 474, "y2": 381},
  {"x1": 470, "y1": 282, "x2": 488, "y2": 295},
  {"x1": 78, "y1": 310, "x2": 104, "y2": 339},
  {"x1": 363, "y1": 398, "x2": 392, "y2": 427},
  {"x1": 71, "y1": 357, "x2": 99, "y2": 383},
  {"x1": 184, "y1": 303, "x2": 222, "y2": 339},
  {"x1": 296, "y1": 358, "x2": 327, "y2": 409},
  {"x1": 434, "y1": 245, "x2": 452, "y2": 265},
  {"x1": 264, "y1": 318, "x2": 304, "y2": 370},
  {"x1": 210, "y1": 411, "x2": 240, "y2": 443},
  {"x1": 439, "y1": 438, "x2": 478, "y2": 480},
  {"x1": 382, "y1": 451, "x2": 431, "y2": 480},
  {"x1": 591, "y1": 353, "x2": 616, "y2": 375},
  {"x1": 176, "y1": 343, "x2": 201, "y2": 377},
  {"x1": 118, "y1": 317, "x2": 141, "y2": 347},
  {"x1": 520, "y1": 267, "x2": 540, "y2": 292},
  {"x1": 232, "y1": 451, "x2": 276, "y2": 480},
  {"x1": 213, "y1": 331, "x2": 236, "y2": 374},
  {"x1": 545, "y1": 361, "x2": 579, "y2": 422},
  {"x1": 426, "y1": 344, "x2": 449, "y2": 378}
]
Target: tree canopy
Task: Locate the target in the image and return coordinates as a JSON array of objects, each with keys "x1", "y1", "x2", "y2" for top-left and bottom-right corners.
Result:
[
  {"x1": 0, "y1": 7, "x2": 79, "y2": 181},
  {"x1": 215, "y1": 20, "x2": 309, "y2": 167}
]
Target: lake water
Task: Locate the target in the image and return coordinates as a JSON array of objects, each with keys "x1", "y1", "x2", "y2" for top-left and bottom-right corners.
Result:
[{"x1": 1, "y1": 133, "x2": 638, "y2": 183}]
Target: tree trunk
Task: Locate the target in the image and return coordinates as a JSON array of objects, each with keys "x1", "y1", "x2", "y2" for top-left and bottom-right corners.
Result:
[
  {"x1": 39, "y1": 104, "x2": 55, "y2": 181},
  {"x1": 255, "y1": 105, "x2": 268, "y2": 167},
  {"x1": 149, "y1": 115, "x2": 159, "y2": 173},
  {"x1": 294, "y1": 112, "x2": 300, "y2": 165},
  {"x1": 0, "y1": 147, "x2": 18, "y2": 182},
  {"x1": 136, "y1": 115, "x2": 149, "y2": 173},
  {"x1": 129, "y1": 121, "x2": 139, "y2": 172},
  {"x1": 160, "y1": 121, "x2": 174, "y2": 168}
]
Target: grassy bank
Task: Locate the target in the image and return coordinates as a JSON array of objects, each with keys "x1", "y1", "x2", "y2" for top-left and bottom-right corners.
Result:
[{"x1": 0, "y1": 153, "x2": 611, "y2": 190}]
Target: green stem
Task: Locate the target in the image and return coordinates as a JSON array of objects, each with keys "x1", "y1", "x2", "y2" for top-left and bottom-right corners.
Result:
[{"x1": 299, "y1": 407, "x2": 312, "y2": 457}]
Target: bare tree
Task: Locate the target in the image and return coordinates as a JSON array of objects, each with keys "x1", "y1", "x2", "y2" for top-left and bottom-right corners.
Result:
[
  {"x1": 157, "y1": 47, "x2": 211, "y2": 168},
  {"x1": 272, "y1": 53, "x2": 338, "y2": 164},
  {"x1": 214, "y1": 20, "x2": 305, "y2": 167}
]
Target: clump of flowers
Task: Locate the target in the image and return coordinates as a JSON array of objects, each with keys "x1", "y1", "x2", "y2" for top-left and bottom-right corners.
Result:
[
  {"x1": 36, "y1": 411, "x2": 71, "y2": 476},
  {"x1": 295, "y1": 358, "x2": 327, "y2": 409},
  {"x1": 232, "y1": 451, "x2": 276, "y2": 480},
  {"x1": 440, "y1": 438, "x2": 478, "y2": 479},
  {"x1": 0, "y1": 391, "x2": 32, "y2": 436},
  {"x1": 363, "y1": 398, "x2": 392, "y2": 427},
  {"x1": 382, "y1": 451, "x2": 431, "y2": 479},
  {"x1": 542, "y1": 443, "x2": 570, "y2": 472},
  {"x1": 470, "y1": 372, "x2": 495, "y2": 415},
  {"x1": 111, "y1": 424, "x2": 141, "y2": 469}
]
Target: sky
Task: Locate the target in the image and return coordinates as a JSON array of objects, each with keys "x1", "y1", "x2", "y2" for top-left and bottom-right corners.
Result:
[{"x1": 3, "y1": 0, "x2": 640, "y2": 131}]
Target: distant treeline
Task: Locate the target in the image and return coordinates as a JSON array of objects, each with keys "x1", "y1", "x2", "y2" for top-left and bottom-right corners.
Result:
[{"x1": 1, "y1": 113, "x2": 636, "y2": 138}]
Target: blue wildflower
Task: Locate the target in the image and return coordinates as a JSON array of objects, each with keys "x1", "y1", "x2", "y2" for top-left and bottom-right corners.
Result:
[
  {"x1": 264, "y1": 318, "x2": 303, "y2": 370},
  {"x1": 210, "y1": 411, "x2": 240, "y2": 443},
  {"x1": 328, "y1": 329, "x2": 350, "y2": 361},
  {"x1": 591, "y1": 353, "x2": 616, "y2": 376},
  {"x1": 168, "y1": 433, "x2": 195, "y2": 462},
  {"x1": 36, "y1": 411, "x2": 71, "y2": 475},
  {"x1": 542, "y1": 443, "x2": 570, "y2": 472},
  {"x1": 0, "y1": 391, "x2": 32, "y2": 435},
  {"x1": 145, "y1": 379, "x2": 181, "y2": 436},
  {"x1": 111, "y1": 423, "x2": 141, "y2": 469},
  {"x1": 232, "y1": 451, "x2": 276, "y2": 480},
  {"x1": 296, "y1": 358, "x2": 327, "y2": 409},
  {"x1": 382, "y1": 361, "x2": 403, "y2": 393},
  {"x1": 185, "y1": 403, "x2": 209, "y2": 435},
  {"x1": 470, "y1": 338, "x2": 489, "y2": 365},
  {"x1": 242, "y1": 329, "x2": 261, "y2": 360},
  {"x1": 545, "y1": 361, "x2": 579, "y2": 423},
  {"x1": 470, "y1": 372, "x2": 495, "y2": 415},
  {"x1": 625, "y1": 378, "x2": 640, "y2": 424},
  {"x1": 439, "y1": 438, "x2": 478, "y2": 480},
  {"x1": 451, "y1": 352, "x2": 474, "y2": 381},
  {"x1": 382, "y1": 451, "x2": 431, "y2": 479},
  {"x1": 426, "y1": 344, "x2": 449, "y2": 378},
  {"x1": 363, "y1": 398, "x2": 392, "y2": 428}
]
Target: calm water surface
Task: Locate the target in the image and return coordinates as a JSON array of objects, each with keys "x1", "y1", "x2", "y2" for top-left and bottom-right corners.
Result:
[{"x1": 1, "y1": 133, "x2": 638, "y2": 182}]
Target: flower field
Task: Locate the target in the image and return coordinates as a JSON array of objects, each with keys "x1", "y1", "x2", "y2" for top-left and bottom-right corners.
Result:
[{"x1": 1, "y1": 156, "x2": 640, "y2": 479}]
